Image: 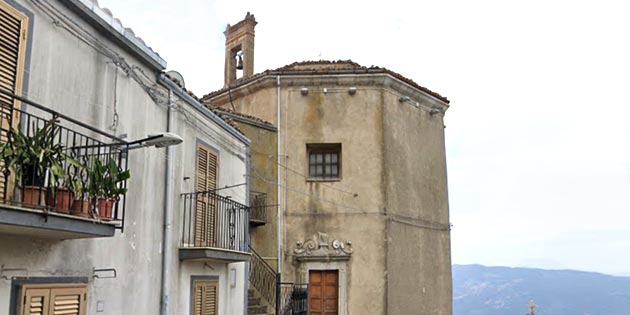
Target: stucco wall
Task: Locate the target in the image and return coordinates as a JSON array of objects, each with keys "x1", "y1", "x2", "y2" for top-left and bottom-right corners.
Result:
[
  {"x1": 209, "y1": 74, "x2": 452, "y2": 314},
  {"x1": 281, "y1": 86, "x2": 386, "y2": 315},
  {"x1": 0, "y1": 1, "x2": 166, "y2": 314},
  {"x1": 234, "y1": 122, "x2": 278, "y2": 268},
  {"x1": 171, "y1": 101, "x2": 249, "y2": 315},
  {"x1": 0, "y1": 1, "x2": 250, "y2": 314},
  {"x1": 382, "y1": 89, "x2": 452, "y2": 314}
]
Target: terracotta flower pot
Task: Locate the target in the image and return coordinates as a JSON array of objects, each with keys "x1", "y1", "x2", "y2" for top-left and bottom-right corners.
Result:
[
  {"x1": 96, "y1": 197, "x2": 114, "y2": 220},
  {"x1": 71, "y1": 199, "x2": 90, "y2": 218},
  {"x1": 22, "y1": 186, "x2": 47, "y2": 207},
  {"x1": 47, "y1": 187, "x2": 73, "y2": 213}
]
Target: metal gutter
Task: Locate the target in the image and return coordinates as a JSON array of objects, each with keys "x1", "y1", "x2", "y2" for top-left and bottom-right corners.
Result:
[{"x1": 157, "y1": 74, "x2": 251, "y2": 145}]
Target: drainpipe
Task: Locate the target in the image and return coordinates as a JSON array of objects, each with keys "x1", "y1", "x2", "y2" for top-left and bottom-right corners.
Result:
[
  {"x1": 160, "y1": 89, "x2": 175, "y2": 315},
  {"x1": 276, "y1": 76, "x2": 282, "y2": 278}
]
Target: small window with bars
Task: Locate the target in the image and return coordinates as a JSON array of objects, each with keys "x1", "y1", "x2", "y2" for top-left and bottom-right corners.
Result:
[{"x1": 307, "y1": 143, "x2": 341, "y2": 180}]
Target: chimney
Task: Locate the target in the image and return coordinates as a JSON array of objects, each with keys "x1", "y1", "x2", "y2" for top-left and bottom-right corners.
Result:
[{"x1": 224, "y1": 12, "x2": 257, "y2": 87}]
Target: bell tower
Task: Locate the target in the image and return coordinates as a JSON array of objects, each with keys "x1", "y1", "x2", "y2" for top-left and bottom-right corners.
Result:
[{"x1": 224, "y1": 12, "x2": 257, "y2": 87}]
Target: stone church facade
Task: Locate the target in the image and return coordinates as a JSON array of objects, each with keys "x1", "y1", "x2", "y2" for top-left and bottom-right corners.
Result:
[{"x1": 204, "y1": 13, "x2": 453, "y2": 315}]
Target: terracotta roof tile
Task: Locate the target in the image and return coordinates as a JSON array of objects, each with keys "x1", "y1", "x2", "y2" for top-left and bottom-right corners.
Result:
[
  {"x1": 208, "y1": 106, "x2": 275, "y2": 128},
  {"x1": 201, "y1": 59, "x2": 449, "y2": 103}
]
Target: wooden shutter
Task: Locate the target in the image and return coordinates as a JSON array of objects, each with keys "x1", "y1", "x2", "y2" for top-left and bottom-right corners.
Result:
[
  {"x1": 0, "y1": 1, "x2": 28, "y2": 200},
  {"x1": 195, "y1": 144, "x2": 218, "y2": 247},
  {"x1": 20, "y1": 284, "x2": 87, "y2": 315},
  {"x1": 50, "y1": 287, "x2": 85, "y2": 315},
  {"x1": 22, "y1": 288, "x2": 49, "y2": 315},
  {"x1": 192, "y1": 280, "x2": 218, "y2": 315}
]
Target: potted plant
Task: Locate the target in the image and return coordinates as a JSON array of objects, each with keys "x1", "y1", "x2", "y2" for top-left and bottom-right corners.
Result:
[
  {"x1": 88, "y1": 159, "x2": 130, "y2": 220},
  {"x1": 0, "y1": 119, "x2": 77, "y2": 208},
  {"x1": 68, "y1": 174, "x2": 89, "y2": 217}
]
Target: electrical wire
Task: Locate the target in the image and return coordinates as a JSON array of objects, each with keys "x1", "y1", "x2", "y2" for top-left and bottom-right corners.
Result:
[{"x1": 248, "y1": 167, "x2": 451, "y2": 230}]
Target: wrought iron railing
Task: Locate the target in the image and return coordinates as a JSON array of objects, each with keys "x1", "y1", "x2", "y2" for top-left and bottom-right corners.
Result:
[
  {"x1": 250, "y1": 191, "x2": 268, "y2": 223},
  {"x1": 277, "y1": 283, "x2": 308, "y2": 315},
  {"x1": 0, "y1": 88, "x2": 129, "y2": 228},
  {"x1": 249, "y1": 246, "x2": 277, "y2": 308},
  {"x1": 181, "y1": 190, "x2": 249, "y2": 252}
]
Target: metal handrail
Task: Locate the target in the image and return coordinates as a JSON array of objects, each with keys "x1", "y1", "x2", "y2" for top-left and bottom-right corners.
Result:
[
  {"x1": 0, "y1": 89, "x2": 129, "y2": 229},
  {"x1": 180, "y1": 190, "x2": 249, "y2": 252},
  {"x1": 249, "y1": 246, "x2": 277, "y2": 307},
  {"x1": 0, "y1": 88, "x2": 127, "y2": 143}
]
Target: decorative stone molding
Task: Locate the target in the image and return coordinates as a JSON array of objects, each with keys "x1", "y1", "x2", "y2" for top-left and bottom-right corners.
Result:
[{"x1": 294, "y1": 232, "x2": 352, "y2": 261}]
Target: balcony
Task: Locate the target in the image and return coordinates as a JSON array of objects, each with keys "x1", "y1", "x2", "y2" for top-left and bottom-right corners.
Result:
[
  {"x1": 180, "y1": 190, "x2": 250, "y2": 262},
  {"x1": 250, "y1": 191, "x2": 269, "y2": 227},
  {"x1": 0, "y1": 89, "x2": 129, "y2": 239}
]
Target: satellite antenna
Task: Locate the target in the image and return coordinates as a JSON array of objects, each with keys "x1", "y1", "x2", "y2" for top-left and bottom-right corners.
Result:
[{"x1": 166, "y1": 70, "x2": 185, "y2": 88}]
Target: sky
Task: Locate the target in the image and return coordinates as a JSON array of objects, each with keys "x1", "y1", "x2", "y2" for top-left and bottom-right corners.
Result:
[{"x1": 99, "y1": 0, "x2": 630, "y2": 275}]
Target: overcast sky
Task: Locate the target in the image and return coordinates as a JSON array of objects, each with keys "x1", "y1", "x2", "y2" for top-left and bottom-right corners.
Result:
[{"x1": 99, "y1": 0, "x2": 630, "y2": 275}]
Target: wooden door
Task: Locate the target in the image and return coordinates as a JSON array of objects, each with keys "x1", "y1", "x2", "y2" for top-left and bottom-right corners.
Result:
[
  {"x1": 195, "y1": 144, "x2": 218, "y2": 247},
  {"x1": 308, "y1": 270, "x2": 338, "y2": 315}
]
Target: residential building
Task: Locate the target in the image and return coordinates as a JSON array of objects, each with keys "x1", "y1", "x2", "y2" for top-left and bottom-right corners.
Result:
[
  {"x1": 0, "y1": 1, "x2": 250, "y2": 314},
  {"x1": 203, "y1": 14, "x2": 453, "y2": 315}
]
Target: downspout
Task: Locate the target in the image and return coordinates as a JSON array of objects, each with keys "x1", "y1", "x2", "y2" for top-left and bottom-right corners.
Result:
[
  {"x1": 160, "y1": 89, "x2": 175, "y2": 315},
  {"x1": 276, "y1": 76, "x2": 282, "y2": 278}
]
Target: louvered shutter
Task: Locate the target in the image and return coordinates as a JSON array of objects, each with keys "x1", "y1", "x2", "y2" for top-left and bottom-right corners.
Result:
[
  {"x1": 20, "y1": 284, "x2": 86, "y2": 315},
  {"x1": 22, "y1": 288, "x2": 50, "y2": 315},
  {"x1": 49, "y1": 287, "x2": 85, "y2": 315},
  {"x1": 204, "y1": 282, "x2": 217, "y2": 315},
  {"x1": 192, "y1": 280, "x2": 218, "y2": 315},
  {"x1": 0, "y1": 1, "x2": 28, "y2": 200},
  {"x1": 195, "y1": 144, "x2": 218, "y2": 247}
]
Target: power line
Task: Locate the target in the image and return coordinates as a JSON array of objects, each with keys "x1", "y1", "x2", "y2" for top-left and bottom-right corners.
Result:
[{"x1": 248, "y1": 168, "x2": 451, "y2": 230}]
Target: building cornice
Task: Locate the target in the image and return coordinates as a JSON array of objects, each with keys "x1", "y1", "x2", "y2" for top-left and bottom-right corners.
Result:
[{"x1": 204, "y1": 73, "x2": 450, "y2": 113}]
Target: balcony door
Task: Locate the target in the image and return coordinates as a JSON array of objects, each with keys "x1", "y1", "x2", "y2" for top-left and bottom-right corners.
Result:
[
  {"x1": 0, "y1": 1, "x2": 29, "y2": 200},
  {"x1": 308, "y1": 270, "x2": 338, "y2": 315},
  {"x1": 195, "y1": 143, "x2": 218, "y2": 247}
]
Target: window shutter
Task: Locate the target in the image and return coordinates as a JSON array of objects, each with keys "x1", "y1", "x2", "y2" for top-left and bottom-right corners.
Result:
[
  {"x1": 192, "y1": 280, "x2": 218, "y2": 315},
  {"x1": 20, "y1": 284, "x2": 86, "y2": 315},
  {"x1": 50, "y1": 287, "x2": 86, "y2": 315},
  {"x1": 195, "y1": 144, "x2": 218, "y2": 247},
  {"x1": 204, "y1": 283, "x2": 217, "y2": 315},
  {"x1": 0, "y1": 1, "x2": 28, "y2": 200},
  {"x1": 22, "y1": 288, "x2": 50, "y2": 315}
]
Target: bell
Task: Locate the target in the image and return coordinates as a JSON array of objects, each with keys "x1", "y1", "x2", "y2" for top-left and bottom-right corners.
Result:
[{"x1": 236, "y1": 55, "x2": 244, "y2": 70}]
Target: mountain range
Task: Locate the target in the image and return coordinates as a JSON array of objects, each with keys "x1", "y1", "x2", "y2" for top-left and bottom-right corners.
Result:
[{"x1": 453, "y1": 264, "x2": 630, "y2": 315}]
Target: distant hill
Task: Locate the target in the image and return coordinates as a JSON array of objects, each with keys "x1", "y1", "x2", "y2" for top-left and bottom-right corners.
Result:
[{"x1": 452, "y1": 264, "x2": 630, "y2": 315}]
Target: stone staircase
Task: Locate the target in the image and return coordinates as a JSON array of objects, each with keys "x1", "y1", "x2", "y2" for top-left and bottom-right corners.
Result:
[{"x1": 248, "y1": 287, "x2": 273, "y2": 315}]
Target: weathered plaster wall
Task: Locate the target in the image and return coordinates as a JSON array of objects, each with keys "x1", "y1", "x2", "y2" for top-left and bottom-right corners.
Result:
[
  {"x1": 208, "y1": 74, "x2": 452, "y2": 315},
  {"x1": 382, "y1": 89, "x2": 452, "y2": 315},
  {"x1": 171, "y1": 97, "x2": 249, "y2": 315},
  {"x1": 0, "y1": 1, "x2": 166, "y2": 314},
  {"x1": 235, "y1": 122, "x2": 278, "y2": 268},
  {"x1": 281, "y1": 85, "x2": 386, "y2": 315},
  {"x1": 0, "y1": 1, "x2": 250, "y2": 315}
]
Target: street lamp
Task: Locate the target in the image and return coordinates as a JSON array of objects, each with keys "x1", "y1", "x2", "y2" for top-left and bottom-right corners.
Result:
[{"x1": 125, "y1": 132, "x2": 183, "y2": 150}]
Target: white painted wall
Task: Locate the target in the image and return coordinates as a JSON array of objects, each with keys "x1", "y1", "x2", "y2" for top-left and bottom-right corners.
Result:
[{"x1": 0, "y1": 1, "x2": 250, "y2": 314}]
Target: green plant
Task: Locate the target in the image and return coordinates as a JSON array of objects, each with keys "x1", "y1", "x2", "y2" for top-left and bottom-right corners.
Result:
[
  {"x1": 67, "y1": 174, "x2": 85, "y2": 198},
  {"x1": 0, "y1": 118, "x2": 80, "y2": 189},
  {"x1": 87, "y1": 159, "x2": 130, "y2": 200}
]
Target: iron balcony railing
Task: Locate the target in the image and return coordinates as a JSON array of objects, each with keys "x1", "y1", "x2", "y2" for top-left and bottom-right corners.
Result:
[
  {"x1": 0, "y1": 88, "x2": 129, "y2": 228},
  {"x1": 249, "y1": 246, "x2": 277, "y2": 307},
  {"x1": 181, "y1": 190, "x2": 249, "y2": 252},
  {"x1": 277, "y1": 283, "x2": 308, "y2": 315},
  {"x1": 249, "y1": 191, "x2": 268, "y2": 223}
]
